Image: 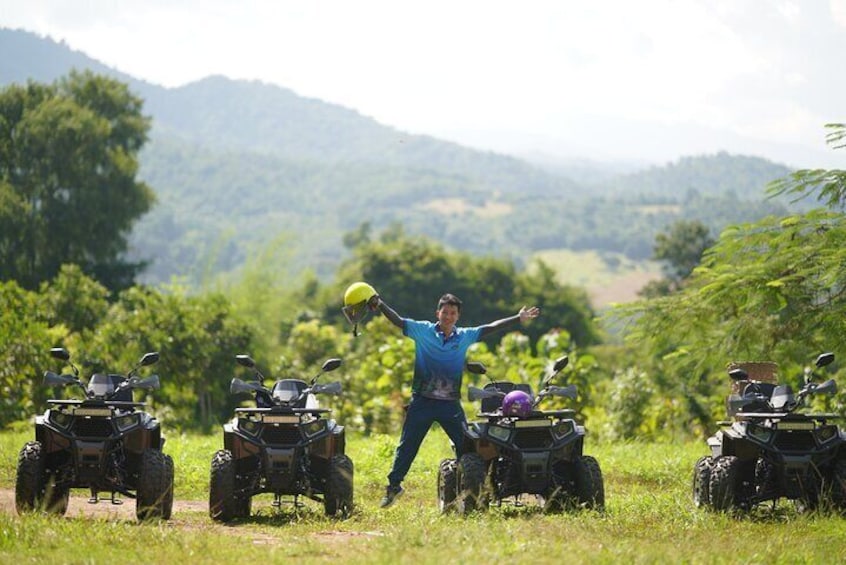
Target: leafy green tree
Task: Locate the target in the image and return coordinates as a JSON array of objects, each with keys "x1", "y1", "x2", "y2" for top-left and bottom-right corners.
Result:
[
  {"x1": 639, "y1": 219, "x2": 715, "y2": 297},
  {"x1": 653, "y1": 220, "x2": 715, "y2": 281},
  {"x1": 767, "y1": 123, "x2": 846, "y2": 209},
  {"x1": 0, "y1": 71, "x2": 154, "y2": 290},
  {"x1": 0, "y1": 280, "x2": 68, "y2": 426},
  {"x1": 39, "y1": 264, "x2": 110, "y2": 333},
  {"x1": 618, "y1": 124, "x2": 846, "y2": 431}
]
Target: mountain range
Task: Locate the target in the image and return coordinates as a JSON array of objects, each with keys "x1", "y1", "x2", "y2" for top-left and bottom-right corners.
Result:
[{"x1": 1, "y1": 27, "x2": 797, "y2": 293}]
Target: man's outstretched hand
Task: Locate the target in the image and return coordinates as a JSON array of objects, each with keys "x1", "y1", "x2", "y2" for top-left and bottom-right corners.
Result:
[{"x1": 519, "y1": 306, "x2": 540, "y2": 323}]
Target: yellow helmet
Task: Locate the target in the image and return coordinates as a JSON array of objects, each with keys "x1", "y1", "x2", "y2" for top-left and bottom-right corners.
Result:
[
  {"x1": 342, "y1": 282, "x2": 377, "y2": 327},
  {"x1": 344, "y1": 281, "x2": 377, "y2": 307}
]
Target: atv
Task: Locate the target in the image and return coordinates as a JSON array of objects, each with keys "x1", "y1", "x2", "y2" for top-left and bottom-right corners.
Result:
[
  {"x1": 694, "y1": 352, "x2": 846, "y2": 512},
  {"x1": 209, "y1": 355, "x2": 353, "y2": 522},
  {"x1": 438, "y1": 356, "x2": 604, "y2": 515},
  {"x1": 15, "y1": 347, "x2": 173, "y2": 521}
]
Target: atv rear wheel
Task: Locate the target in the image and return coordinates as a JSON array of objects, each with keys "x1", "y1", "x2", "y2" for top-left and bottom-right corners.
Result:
[
  {"x1": 692, "y1": 456, "x2": 712, "y2": 508},
  {"x1": 324, "y1": 454, "x2": 354, "y2": 518},
  {"x1": 709, "y1": 455, "x2": 743, "y2": 511},
  {"x1": 15, "y1": 441, "x2": 45, "y2": 514},
  {"x1": 574, "y1": 455, "x2": 605, "y2": 511},
  {"x1": 437, "y1": 458, "x2": 457, "y2": 514},
  {"x1": 210, "y1": 450, "x2": 241, "y2": 522},
  {"x1": 136, "y1": 449, "x2": 171, "y2": 521},
  {"x1": 456, "y1": 453, "x2": 488, "y2": 515}
]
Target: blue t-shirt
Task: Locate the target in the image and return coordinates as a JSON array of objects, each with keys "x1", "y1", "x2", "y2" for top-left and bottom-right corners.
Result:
[{"x1": 403, "y1": 319, "x2": 482, "y2": 401}]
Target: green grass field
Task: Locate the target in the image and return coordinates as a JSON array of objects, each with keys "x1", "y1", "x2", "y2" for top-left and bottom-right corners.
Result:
[{"x1": 2, "y1": 425, "x2": 845, "y2": 564}]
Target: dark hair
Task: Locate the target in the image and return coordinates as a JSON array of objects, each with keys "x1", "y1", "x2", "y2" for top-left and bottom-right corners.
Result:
[{"x1": 437, "y1": 293, "x2": 462, "y2": 312}]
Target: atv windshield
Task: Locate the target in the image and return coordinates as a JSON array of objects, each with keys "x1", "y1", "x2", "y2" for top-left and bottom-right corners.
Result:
[
  {"x1": 87, "y1": 374, "x2": 131, "y2": 401},
  {"x1": 88, "y1": 374, "x2": 117, "y2": 396},
  {"x1": 271, "y1": 379, "x2": 307, "y2": 406}
]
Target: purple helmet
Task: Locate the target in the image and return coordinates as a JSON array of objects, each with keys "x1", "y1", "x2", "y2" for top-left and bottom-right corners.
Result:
[{"x1": 502, "y1": 390, "x2": 533, "y2": 417}]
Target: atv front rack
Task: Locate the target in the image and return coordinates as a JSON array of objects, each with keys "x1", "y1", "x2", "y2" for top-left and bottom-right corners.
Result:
[
  {"x1": 717, "y1": 412, "x2": 842, "y2": 425},
  {"x1": 48, "y1": 399, "x2": 147, "y2": 409},
  {"x1": 477, "y1": 409, "x2": 575, "y2": 420},
  {"x1": 234, "y1": 407, "x2": 331, "y2": 415}
]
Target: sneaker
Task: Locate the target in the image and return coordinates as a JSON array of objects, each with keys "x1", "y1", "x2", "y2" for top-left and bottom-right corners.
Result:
[{"x1": 379, "y1": 484, "x2": 404, "y2": 508}]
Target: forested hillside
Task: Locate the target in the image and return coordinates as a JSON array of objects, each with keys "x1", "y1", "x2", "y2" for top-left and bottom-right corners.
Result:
[{"x1": 1, "y1": 27, "x2": 798, "y2": 290}]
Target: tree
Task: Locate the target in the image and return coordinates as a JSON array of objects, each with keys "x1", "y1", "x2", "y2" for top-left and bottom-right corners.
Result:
[
  {"x1": 331, "y1": 227, "x2": 600, "y2": 349},
  {"x1": 0, "y1": 71, "x2": 154, "y2": 290},
  {"x1": 639, "y1": 219, "x2": 715, "y2": 298},
  {"x1": 767, "y1": 123, "x2": 846, "y2": 210},
  {"x1": 0, "y1": 280, "x2": 68, "y2": 426},
  {"x1": 618, "y1": 124, "x2": 846, "y2": 431},
  {"x1": 39, "y1": 264, "x2": 110, "y2": 333}
]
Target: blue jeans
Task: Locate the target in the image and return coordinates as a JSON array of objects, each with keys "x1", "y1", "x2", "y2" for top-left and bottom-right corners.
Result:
[{"x1": 387, "y1": 394, "x2": 466, "y2": 486}]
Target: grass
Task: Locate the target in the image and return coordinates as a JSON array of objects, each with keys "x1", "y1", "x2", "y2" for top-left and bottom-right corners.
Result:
[{"x1": 2, "y1": 425, "x2": 846, "y2": 564}]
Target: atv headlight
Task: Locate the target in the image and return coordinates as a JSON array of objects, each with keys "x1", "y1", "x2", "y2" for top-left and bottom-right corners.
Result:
[
  {"x1": 302, "y1": 419, "x2": 326, "y2": 437},
  {"x1": 816, "y1": 425, "x2": 838, "y2": 444},
  {"x1": 115, "y1": 413, "x2": 140, "y2": 431},
  {"x1": 747, "y1": 423, "x2": 773, "y2": 443},
  {"x1": 552, "y1": 420, "x2": 574, "y2": 440},
  {"x1": 487, "y1": 424, "x2": 511, "y2": 442},
  {"x1": 238, "y1": 417, "x2": 260, "y2": 436},
  {"x1": 49, "y1": 410, "x2": 73, "y2": 429}
]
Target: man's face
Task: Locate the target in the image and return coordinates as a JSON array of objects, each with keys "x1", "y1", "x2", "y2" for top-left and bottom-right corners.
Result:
[{"x1": 436, "y1": 304, "x2": 460, "y2": 333}]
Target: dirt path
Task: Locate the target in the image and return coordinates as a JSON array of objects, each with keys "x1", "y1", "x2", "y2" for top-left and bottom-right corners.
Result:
[
  {"x1": 0, "y1": 487, "x2": 205, "y2": 520},
  {"x1": 0, "y1": 488, "x2": 382, "y2": 547}
]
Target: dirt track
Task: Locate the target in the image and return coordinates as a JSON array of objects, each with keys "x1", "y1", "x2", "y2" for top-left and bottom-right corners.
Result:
[
  {"x1": 0, "y1": 488, "x2": 382, "y2": 547},
  {"x1": 0, "y1": 487, "x2": 206, "y2": 521}
]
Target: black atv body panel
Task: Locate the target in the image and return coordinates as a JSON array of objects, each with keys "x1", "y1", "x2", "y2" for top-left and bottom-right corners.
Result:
[
  {"x1": 222, "y1": 387, "x2": 346, "y2": 501},
  {"x1": 35, "y1": 399, "x2": 164, "y2": 495}
]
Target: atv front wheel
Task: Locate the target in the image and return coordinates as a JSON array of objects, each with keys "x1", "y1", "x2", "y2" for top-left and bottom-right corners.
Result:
[
  {"x1": 162, "y1": 453, "x2": 175, "y2": 520},
  {"x1": 544, "y1": 459, "x2": 575, "y2": 513},
  {"x1": 324, "y1": 454, "x2": 354, "y2": 518},
  {"x1": 692, "y1": 456, "x2": 712, "y2": 508},
  {"x1": 437, "y1": 458, "x2": 457, "y2": 514},
  {"x1": 828, "y1": 457, "x2": 846, "y2": 511},
  {"x1": 793, "y1": 474, "x2": 822, "y2": 514},
  {"x1": 574, "y1": 455, "x2": 605, "y2": 511},
  {"x1": 456, "y1": 453, "x2": 488, "y2": 515},
  {"x1": 709, "y1": 455, "x2": 743, "y2": 511},
  {"x1": 210, "y1": 450, "x2": 240, "y2": 522},
  {"x1": 136, "y1": 449, "x2": 171, "y2": 521},
  {"x1": 15, "y1": 441, "x2": 45, "y2": 514},
  {"x1": 44, "y1": 479, "x2": 70, "y2": 516}
]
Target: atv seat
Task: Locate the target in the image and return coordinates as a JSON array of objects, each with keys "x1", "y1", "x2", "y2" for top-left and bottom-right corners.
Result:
[
  {"x1": 271, "y1": 379, "x2": 308, "y2": 408},
  {"x1": 88, "y1": 374, "x2": 133, "y2": 402},
  {"x1": 481, "y1": 381, "x2": 533, "y2": 413}
]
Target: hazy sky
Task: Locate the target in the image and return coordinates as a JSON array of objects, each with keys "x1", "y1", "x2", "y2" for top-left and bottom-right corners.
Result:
[{"x1": 3, "y1": 0, "x2": 845, "y2": 167}]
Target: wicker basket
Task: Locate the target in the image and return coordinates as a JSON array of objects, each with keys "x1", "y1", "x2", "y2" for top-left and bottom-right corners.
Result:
[{"x1": 727, "y1": 361, "x2": 778, "y2": 394}]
